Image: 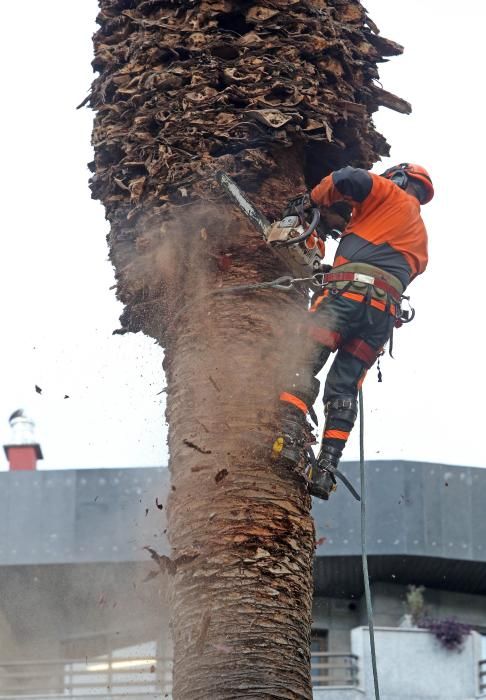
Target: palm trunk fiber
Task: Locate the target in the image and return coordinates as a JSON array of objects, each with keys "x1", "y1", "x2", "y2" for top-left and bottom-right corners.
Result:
[{"x1": 161, "y1": 160, "x2": 315, "y2": 699}]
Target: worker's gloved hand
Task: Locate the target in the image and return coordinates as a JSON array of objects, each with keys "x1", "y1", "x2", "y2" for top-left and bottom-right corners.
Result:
[
  {"x1": 283, "y1": 192, "x2": 315, "y2": 217},
  {"x1": 305, "y1": 192, "x2": 317, "y2": 210}
]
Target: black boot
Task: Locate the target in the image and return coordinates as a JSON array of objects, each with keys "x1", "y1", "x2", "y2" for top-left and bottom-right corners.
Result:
[
  {"x1": 272, "y1": 403, "x2": 316, "y2": 468},
  {"x1": 308, "y1": 445, "x2": 341, "y2": 500},
  {"x1": 308, "y1": 443, "x2": 361, "y2": 501}
]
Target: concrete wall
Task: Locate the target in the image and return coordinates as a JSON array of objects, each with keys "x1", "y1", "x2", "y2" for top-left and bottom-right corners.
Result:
[
  {"x1": 313, "y1": 461, "x2": 486, "y2": 568},
  {"x1": 361, "y1": 583, "x2": 406, "y2": 628},
  {"x1": 352, "y1": 626, "x2": 482, "y2": 700},
  {"x1": 314, "y1": 691, "x2": 364, "y2": 700},
  {"x1": 315, "y1": 583, "x2": 486, "y2": 656},
  {"x1": 313, "y1": 596, "x2": 360, "y2": 652},
  {"x1": 312, "y1": 621, "x2": 485, "y2": 698},
  {"x1": 0, "y1": 468, "x2": 169, "y2": 566},
  {"x1": 0, "y1": 608, "x2": 21, "y2": 660},
  {"x1": 368, "y1": 582, "x2": 486, "y2": 630}
]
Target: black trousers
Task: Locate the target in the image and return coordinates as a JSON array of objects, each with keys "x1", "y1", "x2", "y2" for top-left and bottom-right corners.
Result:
[
  {"x1": 311, "y1": 291, "x2": 394, "y2": 399},
  {"x1": 285, "y1": 286, "x2": 396, "y2": 458}
]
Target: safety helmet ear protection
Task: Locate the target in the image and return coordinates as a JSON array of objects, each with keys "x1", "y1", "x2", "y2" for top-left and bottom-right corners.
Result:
[{"x1": 381, "y1": 162, "x2": 434, "y2": 204}]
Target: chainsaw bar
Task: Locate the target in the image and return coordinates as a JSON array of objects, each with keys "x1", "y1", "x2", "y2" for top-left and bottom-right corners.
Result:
[{"x1": 217, "y1": 172, "x2": 271, "y2": 239}]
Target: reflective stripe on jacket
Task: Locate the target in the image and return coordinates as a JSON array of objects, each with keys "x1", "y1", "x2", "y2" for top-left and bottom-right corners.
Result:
[{"x1": 311, "y1": 167, "x2": 428, "y2": 288}]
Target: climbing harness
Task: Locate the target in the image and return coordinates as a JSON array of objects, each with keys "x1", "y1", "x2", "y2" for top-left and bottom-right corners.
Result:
[
  {"x1": 320, "y1": 271, "x2": 402, "y2": 302},
  {"x1": 211, "y1": 270, "x2": 414, "y2": 326},
  {"x1": 174, "y1": 266, "x2": 415, "y2": 333}
]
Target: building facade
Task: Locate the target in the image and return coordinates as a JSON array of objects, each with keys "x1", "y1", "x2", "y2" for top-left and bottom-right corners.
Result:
[{"x1": 0, "y1": 461, "x2": 484, "y2": 698}]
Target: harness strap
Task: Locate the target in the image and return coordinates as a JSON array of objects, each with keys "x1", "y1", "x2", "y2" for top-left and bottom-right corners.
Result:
[
  {"x1": 279, "y1": 391, "x2": 318, "y2": 425},
  {"x1": 324, "y1": 429, "x2": 350, "y2": 440},
  {"x1": 326, "y1": 397, "x2": 357, "y2": 413},
  {"x1": 279, "y1": 392, "x2": 308, "y2": 415},
  {"x1": 311, "y1": 289, "x2": 397, "y2": 317},
  {"x1": 364, "y1": 285, "x2": 374, "y2": 325},
  {"x1": 342, "y1": 338, "x2": 381, "y2": 368},
  {"x1": 323, "y1": 271, "x2": 402, "y2": 302}
]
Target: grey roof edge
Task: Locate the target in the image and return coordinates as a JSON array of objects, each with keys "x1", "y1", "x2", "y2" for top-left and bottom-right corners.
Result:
[{"x1": 0, "y1": 462, "x2": 483, "y2": 571}]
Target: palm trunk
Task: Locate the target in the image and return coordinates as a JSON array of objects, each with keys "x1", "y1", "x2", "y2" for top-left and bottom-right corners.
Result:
[
  {"x1": 89, "y1": 1, "x2": 407, "y2": 697},
  {"x1": 164, "y1": 195, "x2": 316, "y2": 700}
]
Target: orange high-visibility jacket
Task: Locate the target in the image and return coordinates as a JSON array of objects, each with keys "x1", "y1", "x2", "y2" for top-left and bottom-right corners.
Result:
[{"x1": 311, "y1": 167, "x2": 428, "y2": 287}]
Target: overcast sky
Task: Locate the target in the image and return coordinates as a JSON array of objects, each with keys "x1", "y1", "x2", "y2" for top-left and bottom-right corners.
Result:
[{"x1": 0, "y1": 1, "x2": 484, "y2": 470}]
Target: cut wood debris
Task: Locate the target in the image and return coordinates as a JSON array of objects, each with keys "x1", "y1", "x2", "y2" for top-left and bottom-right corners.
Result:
[
  {"x1": 88, "y1": 1, "x2": 409, "y2": 335},
  {"x1": 89, "y1": 0, "x2": 407, "y2": 240}
]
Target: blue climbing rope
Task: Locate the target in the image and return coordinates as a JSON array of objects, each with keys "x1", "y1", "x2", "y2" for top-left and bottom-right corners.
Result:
[{"x1": 359, "y1": 388, "x2": 381, "y2": 700}]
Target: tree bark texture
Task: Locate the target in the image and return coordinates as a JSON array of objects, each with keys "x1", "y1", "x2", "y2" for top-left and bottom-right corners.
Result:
[
  {"x1": 163, "y1": 196, "x2": 317, "y2": 699},
  {"x1": 88, "y1": 2, "x2": 406, "y2": 698}
]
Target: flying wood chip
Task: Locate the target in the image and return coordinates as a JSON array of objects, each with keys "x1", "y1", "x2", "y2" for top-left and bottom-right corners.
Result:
[
  {"x1": 143, "y1": 546, "x2": 200, "y2": 576},
  {"x1": 215, "y1": 468, "x2": 229, "y2": 484}
]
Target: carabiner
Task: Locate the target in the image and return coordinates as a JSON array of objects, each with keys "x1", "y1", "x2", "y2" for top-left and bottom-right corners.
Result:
[
  {"x1": 399, "y1": 295, "x2": 416, "y2": 324},
  {"x1": 271, "y1": 276, "x2": 295, "y2": 290}
]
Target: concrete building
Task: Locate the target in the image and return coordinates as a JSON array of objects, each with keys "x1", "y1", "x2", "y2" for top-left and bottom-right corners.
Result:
[
  {"x1": 310, "y1": 459, "x2": 486, "y2": 699},
  {"x1": 0, "y1": 458, "x2": 484, "y2": 699}
]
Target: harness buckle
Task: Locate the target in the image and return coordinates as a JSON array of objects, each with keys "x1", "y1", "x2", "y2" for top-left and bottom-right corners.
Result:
[{"x1": 353, "y1": 273, "x2": 375, "y2": 285}]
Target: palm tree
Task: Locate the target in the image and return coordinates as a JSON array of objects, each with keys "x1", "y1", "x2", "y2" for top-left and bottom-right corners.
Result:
[{"x1": 88, "y1": 2, "x2": 408, "y2": 698}]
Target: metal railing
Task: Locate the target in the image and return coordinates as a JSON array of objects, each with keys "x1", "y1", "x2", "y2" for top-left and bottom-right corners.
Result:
[
  {"x1": 0, "y1": 652, "x2": 359, "y2": 696},
  {"x1": 479, "y1": 658, "x2": 486, "y2": 694},
  {"x1": 0, "y1": 656, "x2": 172, "y2": 698},
  {"x1": 311, "y1": 652, "x2": 359, "y2": 688}
]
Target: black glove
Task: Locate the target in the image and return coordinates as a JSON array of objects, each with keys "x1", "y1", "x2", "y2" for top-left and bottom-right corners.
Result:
[{"x1": 283, "y1": 193, "x2": 314, "y2": 218}]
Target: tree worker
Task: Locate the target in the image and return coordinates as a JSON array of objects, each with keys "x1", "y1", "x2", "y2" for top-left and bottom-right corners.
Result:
[{"x1": 275, "y1": 163, "x2": 434, "y2": 500}]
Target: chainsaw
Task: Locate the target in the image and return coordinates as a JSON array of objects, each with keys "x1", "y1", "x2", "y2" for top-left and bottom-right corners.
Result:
[{"x1": 218, "y1": 172, "x2": 338, "y2": 280}]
